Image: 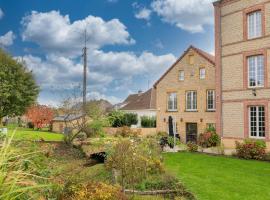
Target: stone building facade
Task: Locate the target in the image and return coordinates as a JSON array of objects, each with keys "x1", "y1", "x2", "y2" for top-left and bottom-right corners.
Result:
[
  {"x1": 154, "y1": 46, "x2": 216, "y2": 143},
  {"x1": 214, "y1": 0, "x2": 270, "y2": 150}
]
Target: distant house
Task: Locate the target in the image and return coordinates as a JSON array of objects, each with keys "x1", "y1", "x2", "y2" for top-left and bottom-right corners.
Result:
[
  {"x1": 51, "y1": 114, "x2": 86, "y2": 133},
  {"x1": 119, "y1": 88, "x2": 157, "y2": 127}
]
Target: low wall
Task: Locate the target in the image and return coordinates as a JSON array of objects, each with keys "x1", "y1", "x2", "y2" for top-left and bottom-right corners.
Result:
[
  {"x1": 222, "y1": 138, "x2": 270, "y2": 152},
  {"x1": 104, "y1": 127, "x2": 157, "y2": 137}
]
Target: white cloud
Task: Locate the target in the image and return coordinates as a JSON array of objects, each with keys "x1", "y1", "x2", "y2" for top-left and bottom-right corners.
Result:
[
  {"x1": 19, "y1": 50, "x2": 175, "y2": 90},
  {"x1": 0, "y1": 8, "x2": 4, "y2": 19},
  {"x1": 19, "y1": 10, "x2": 177, "y2": 105},
  {"x1": 135, "y1": 8, "x2": 152, "y2": 21},
  {"x1": 0, "y1": 31, "x2": 16, "y2": 47},
  {"x1": 21, "y1": 11, "x2": 135, "y2": 57},
  {"x1": 90, "y1": 50, "x2": 176, "y2": 77},
  {"x1": 18, "y1": 54, "x2": 112, "y2": 91},
  {"x1": 151, "y1": 0, "x2": 214, "y2": 33},
  {"x1": 18, "y1": 49, "x2": 175, "y2": 105}
]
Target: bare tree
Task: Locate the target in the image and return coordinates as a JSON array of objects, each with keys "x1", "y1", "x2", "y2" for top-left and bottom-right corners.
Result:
[{"x1": 58, "y1": 86, "x2": 89, "y2": 145}]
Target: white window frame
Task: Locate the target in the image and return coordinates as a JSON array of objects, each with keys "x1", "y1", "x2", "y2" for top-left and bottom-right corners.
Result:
[
  {"x1": 199, "y1": 68, "x2": 206, "y2": 79},
  {"x1": 248, "y1": 55, "x2": 264, "y2": 88},
  {"x1": 247, "y1": 11, "x2": 262, "y2": 39},
  {"x1": 249, "y1": 106, "x2": 265, "y2": 139},
  {"x1": 186, "y1": 91, "x2": 197, "y2": 111},
  {"x1": 167, "y1": 93, "x2": 177, "y2": 111},
  {"x1": 207, "y1": 90, "x2": 216, "y2": 111},
  {"x1": 179, "y1": 70, "x2": 184, "y2": 81}
]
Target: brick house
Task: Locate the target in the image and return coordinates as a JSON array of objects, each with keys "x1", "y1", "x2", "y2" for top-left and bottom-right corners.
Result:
[
  {"x1": 154, "y1": 46, "x2": 216, "y2": 143},
  {"x1": 214, "y1": 0, "x2": 270, "y2": 150}
]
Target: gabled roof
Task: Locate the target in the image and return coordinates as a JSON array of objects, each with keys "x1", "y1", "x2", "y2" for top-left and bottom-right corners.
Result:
[
  {"x1": 120, "y1": 88, "x2": 156, "y2": 111},
  {"x1": 153, "y1": 45, "x2": 215, "y2": 88}
]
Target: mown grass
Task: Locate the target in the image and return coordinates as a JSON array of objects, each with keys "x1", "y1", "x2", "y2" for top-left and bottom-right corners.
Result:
[
  {"x1": 5, "y1": 126, "x2": 64, "y2": 141},
  {"x1": 164, "y1": 152, "x2": 270, "y2": 200}
]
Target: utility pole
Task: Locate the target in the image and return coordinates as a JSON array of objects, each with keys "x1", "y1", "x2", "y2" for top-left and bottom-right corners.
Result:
[{"x1": 82, "y1": 29, "x2": 88, "y2": 114}]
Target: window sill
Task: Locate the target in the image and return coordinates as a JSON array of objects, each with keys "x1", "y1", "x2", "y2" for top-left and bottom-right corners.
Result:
[
  {"x1": 249, "y1": 136, "x2": 266, "y2": 140},
  {"x1": 247, "y1": 86, "x2": 265, "y2": 90},
  {"x1": 166, "y1": 110, "x2": 178, "y2": 113},
  {"x1": 206, "y1": 110, "x2": 216, "y2": 112},
  {"x1": 185, "y1": 110, "x2": 198, "y2": 112},
  {"x1": 246, "y1": 35, "x2": 264, "y2": 41}
]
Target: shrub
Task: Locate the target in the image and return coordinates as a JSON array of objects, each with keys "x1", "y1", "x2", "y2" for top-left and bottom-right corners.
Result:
[
  {"x1": 108, "y1": 110, "x2": 125, "y2": 127},
  {"x1": 63, "y1": 182, "x2": 127, "y2": 200},
  {"x1": 187, "y1": 142, "x2": 198, "y2": 152},
  {"x1": 105, "y1": 138, "x2": 163, "y2": 191},
  {"x1": 87, "y1": 118, "x2": 109, "y2": 137},
  {"x1": 108, "y1": 111, "x2": 138, "y2": 127},
  {"x1": 123, "y1": 113, "x2": 138, "y2": 127},
  {"x1": 157, "y1": 131, "x2": 168, "y2": 138},
  {"x1": 155, "y1": 132, "x2": 168, "y2": 150},
  {"x1": 198, "y1": 127, "x2": 220, "y2": 148},
  {"x1": 167, "y1": 136, "x2": 181, "y2": 148},
  {"x1": 141, "y1": 116, "x2": 156, "y2": 128},
  {"x1": 155, "y1": 132, "x2": 181, "y2": 149},
  {"x1": 136, "y1": 174, "x2": 181, "y2": 191},
  {"x1": 115, "y1": 126, "x2": 141, "y2": 138},
  {"x1": 235, "y1": 139, "x2": 266, "y2": 160}
]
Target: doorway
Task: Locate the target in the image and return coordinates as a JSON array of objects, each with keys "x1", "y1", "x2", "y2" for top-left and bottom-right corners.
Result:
[{"x1": 186, "y1": 123, "x2": 197, "y2": 143}]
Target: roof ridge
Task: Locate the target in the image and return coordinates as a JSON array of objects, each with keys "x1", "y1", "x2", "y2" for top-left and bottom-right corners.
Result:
[{"x1": 153, "y1": 45, "x2": 215, "y2": 88}]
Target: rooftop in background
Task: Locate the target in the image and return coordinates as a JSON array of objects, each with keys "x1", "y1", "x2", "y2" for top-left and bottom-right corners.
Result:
[
  {"x1": 52, "y1": 114, "x2": 85, "y2": 122},
  {"x1": 118, "y1": 88, "x2": 156, "y2": 111}
]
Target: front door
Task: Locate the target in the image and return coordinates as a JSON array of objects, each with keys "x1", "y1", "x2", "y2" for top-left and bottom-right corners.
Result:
[{"x1": 186, "y1": 123, "x2": 197, "y2": 143}]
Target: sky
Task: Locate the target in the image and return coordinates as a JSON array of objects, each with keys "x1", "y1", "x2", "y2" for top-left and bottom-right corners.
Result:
[{"x1": 0, "y1": 0, "x2": 215, "y2": 106}]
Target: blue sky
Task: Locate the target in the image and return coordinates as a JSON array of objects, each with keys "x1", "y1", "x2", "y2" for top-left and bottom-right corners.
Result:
[{"x1": 0, "y1": 0, "x2": 214, "y2": 106}]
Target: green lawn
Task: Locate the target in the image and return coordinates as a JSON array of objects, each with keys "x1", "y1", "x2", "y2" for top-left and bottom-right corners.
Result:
[
  {"x1": 6, "y1": 126, "x2": 64, "y2": 141},
  {"x1": 164, "y1": 152, "x2": 270, "y2": 200}
]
